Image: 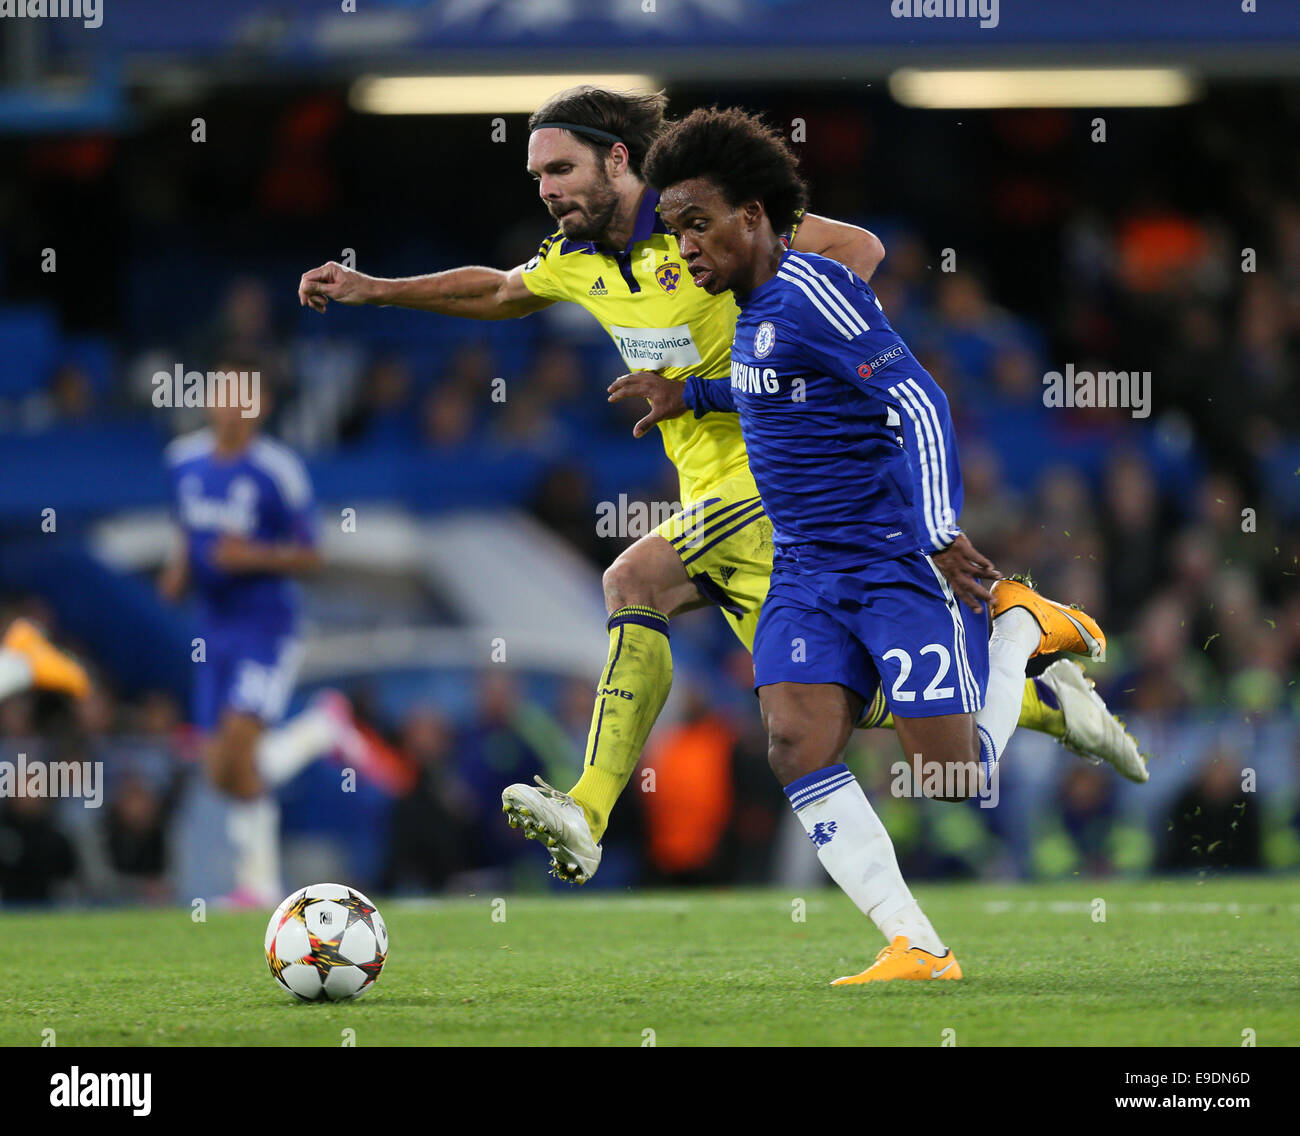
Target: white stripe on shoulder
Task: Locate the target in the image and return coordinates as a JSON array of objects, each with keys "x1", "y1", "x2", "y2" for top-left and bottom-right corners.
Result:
[
  {"x1": 163, "y1": 427, "x2": 215, "y2": 467},
  {"x1": 783, "y1": 255, "x2": 872, "y2": 335},
  {"x1": 250, "y1": 437, "x2": 313, "y2": 508},
  {"x1": 776, "y1": 270, "x2": 853, "y2": 338},
  {"x1": 782, "y1": 260, "x2": 870, "y2": 337},
  {"x1": 783, "y1": 255, "x2": 871, "y2": 334}
]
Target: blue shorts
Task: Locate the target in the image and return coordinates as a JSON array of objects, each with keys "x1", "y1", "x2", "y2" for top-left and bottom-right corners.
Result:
[
  {"x1": 193, "y1": 631, "x2": 302, "y2": 731},
  {"x1": 752, "y1": 551, "x2": 989, "y2": 718}
]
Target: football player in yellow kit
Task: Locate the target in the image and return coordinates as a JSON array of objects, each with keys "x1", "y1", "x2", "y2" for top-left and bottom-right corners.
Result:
[{"x1": 298, "y1": 86, "x2": 1143, "y2": 884}]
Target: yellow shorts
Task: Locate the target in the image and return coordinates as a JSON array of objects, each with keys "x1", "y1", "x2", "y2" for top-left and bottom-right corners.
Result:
[{"x1": 653, "y1": 473, "x2": 774, "y2": 652}]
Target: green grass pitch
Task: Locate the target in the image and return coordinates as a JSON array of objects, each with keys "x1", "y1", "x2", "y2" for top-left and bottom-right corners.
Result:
[{"x1": 3, "y1": 877, "x2": 1297, "y2": 1046}]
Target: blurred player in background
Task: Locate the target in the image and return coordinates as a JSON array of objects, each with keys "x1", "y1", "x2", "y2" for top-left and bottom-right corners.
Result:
[
  {"x1": 643, "y1": 106, "x2": 1138, "y2": 981},
  {"x1": 296, "y1": 85, "x2": 1140, "y2": 887},
  {"x1": 159, "y1": 366, "x2": 367, "y2": 906}
]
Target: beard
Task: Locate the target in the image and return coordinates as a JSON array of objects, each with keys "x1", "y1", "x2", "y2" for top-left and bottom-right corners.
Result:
[{"x1": 555, "y1": 178, "x2": 620, "y2": 243}]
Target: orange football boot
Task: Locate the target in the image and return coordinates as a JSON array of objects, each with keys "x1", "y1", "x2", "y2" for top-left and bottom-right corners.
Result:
[
  {"x1": 831, "y1": 936, "x2": 963, "y2": 985},
  {"x1": 989, "y1": 575, "x2": 1106, "y2": 661},
  {"x1": 2, "y1": 618, "x2": 91, "y2": 698}
]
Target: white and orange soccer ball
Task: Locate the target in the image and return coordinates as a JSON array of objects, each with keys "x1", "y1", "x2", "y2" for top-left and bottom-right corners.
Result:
[{"x1": 264, "y1": 883, "x2": 389, "y2": 1002}]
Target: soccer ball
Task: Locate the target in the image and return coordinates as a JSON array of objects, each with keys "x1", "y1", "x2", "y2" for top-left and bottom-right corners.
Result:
[{"x1": 264, "y1": 883, "x2": 388, "y2": 1002}]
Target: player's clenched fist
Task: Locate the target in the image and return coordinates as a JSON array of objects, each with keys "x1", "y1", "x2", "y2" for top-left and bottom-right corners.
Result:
[
  {"x1": 297, "y1": 261, "x2": 375, "y2": 312},
  {"x1": 607, "y1": 371, "x2": 688, "y2": 438}
]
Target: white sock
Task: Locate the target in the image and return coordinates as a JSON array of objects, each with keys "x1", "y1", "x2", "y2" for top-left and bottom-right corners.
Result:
[
  {"x1": 227, "y1": 796, "x2": 281, "y2": 901},
  {"x1": 785, "y1": 764, "x2": 947, "y2": 956},
  {"x1": 257, "y1": 706, "x2": 336, "y2": 788},
  {"x1": 0, "y1": 649, "x2": 34, "y2": 701},
  {"x1": 974, "y1": 607, "x2": 1039, "y2": 783}
]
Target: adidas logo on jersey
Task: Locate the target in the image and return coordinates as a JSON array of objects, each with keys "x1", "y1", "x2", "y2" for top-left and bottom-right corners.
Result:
[
  {"x1": 719, "y1": 565, "x2": 736, "y2": 584},
  {"x1": 589, "y1": 276, "x2": 608, "y2": 296}
]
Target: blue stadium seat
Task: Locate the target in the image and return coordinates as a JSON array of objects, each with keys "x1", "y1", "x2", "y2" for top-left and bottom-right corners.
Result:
[
  {"x1": 1260, "y1": 441, "x2": 1300, "y2": 519},
  {"x1": 0, "y1": 304, "x2": 59, "y2": 397},
  {"x1": 61, "y1": 334, "x2": 117, "y2": 394}
]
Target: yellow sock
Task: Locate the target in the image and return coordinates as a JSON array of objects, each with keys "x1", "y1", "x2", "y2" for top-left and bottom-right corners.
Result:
[
  {"x1": 863, "y1": 670, "x2": 1055, "y2": 733},
  {"x1": 857, "y1": 687, "x2": 895, "y2": 730},
  {"x1": 1017, "y1": 675, "x2": 1066, "y2": 737},
  {"x1": 859, "y1": 678, "x2": 1060, "y2": 735},
  {"x1": 569, "y1": 606, "x2": 672, "y2": 841}
]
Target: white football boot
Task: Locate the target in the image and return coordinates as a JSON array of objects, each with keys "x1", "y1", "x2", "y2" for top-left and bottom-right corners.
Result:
[
  {"x1": 1039, "y1": 659, "x2": 1149, "y2": 783},
  {"x1": 501, "y1": 776, "x2": 603, "y2": 884}
]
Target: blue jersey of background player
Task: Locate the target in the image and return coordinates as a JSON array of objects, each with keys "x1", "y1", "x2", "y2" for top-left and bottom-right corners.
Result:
[
  {"x1": 160, "y1": 384, "x2": 385, "y2": 906},
  {"x1": 165, "y1": 409, "x2": 316, "y2": 734}
]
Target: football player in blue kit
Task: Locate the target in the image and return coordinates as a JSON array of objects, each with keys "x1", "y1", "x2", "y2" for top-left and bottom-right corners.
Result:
[
  {"x1": 161, "y1": 371, "x2": 365, "y2": 906},
  {"x1": 641, "y1": 108, "x2": 1130, "y2": 983}
]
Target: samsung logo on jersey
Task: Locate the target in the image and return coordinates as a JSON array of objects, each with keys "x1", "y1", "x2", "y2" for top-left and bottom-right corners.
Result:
[
  {"x1": 857, "y1": 343, "x2": 907, "y2": 380},
  {"x1": 608, "y1": 324, "x2": 703, "y2": 370},
  {"x1": 731, "y1": 362, "x2": 781, "y2": 394}
]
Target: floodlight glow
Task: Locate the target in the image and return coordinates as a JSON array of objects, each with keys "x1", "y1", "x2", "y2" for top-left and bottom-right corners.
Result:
[
  {"x1": 350, "y1": 75, "x2": 659, "y2": 115},
  {"x1": 889, "y1": 68, "x2": 1201, "y2": 109}
]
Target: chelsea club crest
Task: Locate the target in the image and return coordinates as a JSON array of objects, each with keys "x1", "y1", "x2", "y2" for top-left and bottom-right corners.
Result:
[{"x1": 754, "y1": 320, "x2": 776, "y2": 358}]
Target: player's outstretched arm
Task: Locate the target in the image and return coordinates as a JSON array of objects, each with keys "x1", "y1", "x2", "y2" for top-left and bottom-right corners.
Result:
[
  {"x1": 297, "y1": 261, "x2": 553, "y2": 321},
  {"x1": 790, "y1": 214, "x2": 886, "y2": 282}
]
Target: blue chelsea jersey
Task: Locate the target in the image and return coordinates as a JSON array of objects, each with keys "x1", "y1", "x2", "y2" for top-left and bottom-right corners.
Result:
[
  {"x1": 729, "y1": 249, "x2": 930, "y2": 568},
  {"x1": 165, "y1": 428, "x2": 316, "y2": 638}
]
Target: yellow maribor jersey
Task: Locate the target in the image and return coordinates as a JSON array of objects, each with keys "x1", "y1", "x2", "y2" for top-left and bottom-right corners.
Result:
[{"x1": 519, "y1": 188, "x2": 756, "y2": 505}]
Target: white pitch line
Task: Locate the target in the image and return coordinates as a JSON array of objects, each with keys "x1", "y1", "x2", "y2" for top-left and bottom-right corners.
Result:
[
  {"x1": 982, "y1": 901, "x2": 1300, "y2": 916},
  {"x1": 387, "y1": 895, "x2": 833, "y2": 915}
]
